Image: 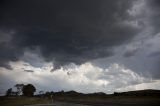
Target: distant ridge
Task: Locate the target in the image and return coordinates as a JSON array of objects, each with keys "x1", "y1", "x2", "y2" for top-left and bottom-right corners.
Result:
[
  {"x1": 113, "y1": 89, "x2": 160, "y2": 96},
  {"x1": 42, "y1": 89, "x2": 160, "y2": 97}
]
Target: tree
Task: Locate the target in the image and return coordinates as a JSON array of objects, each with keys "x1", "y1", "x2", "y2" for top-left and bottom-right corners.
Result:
[
  {"x1": 22, "y1": 84, "x2": 36, "y2": 96},
  {"x1": 15, "y1": 84, "x2": 24, "y2": 96},
  {"x1": 39, "y1": 91, "x2": 44, "y2": 95},
  {"x1": 5, "y1": 88, "x2": 12, "y2": 96}
]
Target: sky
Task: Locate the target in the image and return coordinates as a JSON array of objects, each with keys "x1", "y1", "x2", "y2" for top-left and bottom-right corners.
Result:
[{"x1": 0, "y1": 0, "x2": 160, "y2": 95}]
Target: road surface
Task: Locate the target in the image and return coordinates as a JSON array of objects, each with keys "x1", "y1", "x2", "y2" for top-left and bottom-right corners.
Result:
[
  {"x1": 25, "y1": 101, "x2": 160, "y2": 106},
  {"x1": 25, "y1": 102, "x2": 90, "y2": 106}
]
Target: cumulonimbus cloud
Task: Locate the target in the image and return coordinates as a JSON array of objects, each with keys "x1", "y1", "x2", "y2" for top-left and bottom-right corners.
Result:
[{"x1": 0, "y1": 61, "x2": 154, "y2": 94}]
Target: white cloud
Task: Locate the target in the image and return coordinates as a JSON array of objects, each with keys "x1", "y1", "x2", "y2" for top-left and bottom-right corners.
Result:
[
  {"x1": 0, "y1": 61, "x2": 157, "y2": 95},
  {"x1": 116, "y1": 80, "x2": 160, "y2": 92}
]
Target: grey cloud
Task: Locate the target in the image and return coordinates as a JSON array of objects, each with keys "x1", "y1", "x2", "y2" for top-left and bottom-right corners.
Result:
[
  {"x1": 24, "y1": 70, "x2": 34, "y2": 73},
  {"x1": 0, "y1": 0, "x2": 140, "y2": 69},
  {"x1": 0, "y1": 41, "x2": 21, "y2": 69},
  {"x1": 123, "y1": 47, "x2": 140, "y2": 57},
  {"x1": 148, "y1": 51, "x2": 160, "y2": 58},
  {"x1": 93, "y1": 33, "x2": 160, "y2": 79},
  {"x1": 147, "y1": 0, "x2": 160, "y2": 35}
]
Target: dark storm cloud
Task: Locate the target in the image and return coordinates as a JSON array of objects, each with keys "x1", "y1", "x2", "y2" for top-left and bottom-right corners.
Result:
[
  {"x1": 0, "y1": 30, "x2": 24, "y2": 69},
  {"x1": 24, "y1": 70, "x2": 34, "y2": 73},
  {"x1": 123, "y1": 48, "x2": 140, "y2": 57},
  {"x1": 0, "y1": 40, "x2": 21, "y2": 70},
  {"x1": 147, "y1": 0, "x2": 160, "y2": 35},
  {"x1": 146, "y1": 0, "x2": 160, "y2": 75},
  {"x1": 148, "y1": 51, "x2": 160, "y2": 58},
  {"x1": 0, "y1": 0, "x2": 140, "y2": 69}
]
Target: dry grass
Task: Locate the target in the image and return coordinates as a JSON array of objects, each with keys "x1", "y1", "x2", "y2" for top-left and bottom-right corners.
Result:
[{"x1": 0, "y1": 97, "x2": 52, "y2": 106}]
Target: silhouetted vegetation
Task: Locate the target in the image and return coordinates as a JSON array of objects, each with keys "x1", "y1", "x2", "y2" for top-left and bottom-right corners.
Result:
[
  {"x1": 5, "y1": 83, "x2": 36, "y2": 97},
  {"x1": 5, "y1": 88, "x2": 12, "y2": 97},
  {"x1": 14, "y1": 84, "x2": 24, "y2": 96},
  {"x1": 113, "y1": 89, "x2": 160, "y2": 96},
  {"x1": 32, "y1": 89, "x2": 160, "y2": 106},
  {"x1": 36, "y1": 89, "x2": 160, "y2": 99},
  {"x1": 22, "y1": 84, "x2": 36, "y2": 96}
]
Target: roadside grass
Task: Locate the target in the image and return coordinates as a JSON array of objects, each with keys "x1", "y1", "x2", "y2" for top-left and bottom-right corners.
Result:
[
  {"x1": 0, "y1": 97, "x2": 52, "y2": 106},
  {"x1": 54, "y1": 95, "x2": 160, "y2": 105}
]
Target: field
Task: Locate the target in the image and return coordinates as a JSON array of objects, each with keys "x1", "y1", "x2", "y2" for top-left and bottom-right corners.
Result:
[
  {"x1": 0, "y1": 96, "x2": 160, "y2": 106},
  {"x1": 53, "y1": 96, "x2": 160, "y2": 106},
  {"x1": 0, "y1": 97, "x2": 52, "y2": 106},
  {"x1": 1, "y1": 90, "x2": 160, "y2": 106}
]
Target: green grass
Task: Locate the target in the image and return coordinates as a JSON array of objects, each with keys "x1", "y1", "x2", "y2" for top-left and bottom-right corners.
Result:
[{"x1": 0, "y1": 97, "x2": 52, "y2": 106}]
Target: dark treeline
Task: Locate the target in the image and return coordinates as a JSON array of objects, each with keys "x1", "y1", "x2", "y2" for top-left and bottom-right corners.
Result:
[
  {"x1": 113, "y1": 89, "x2": 160, "y2": 96},
  {"x1": 5, "y1": 84, "x2": 36, "y2": 97},
  {"x1": 37, "y1": 89, "x2": 160, "y2": 99}
]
